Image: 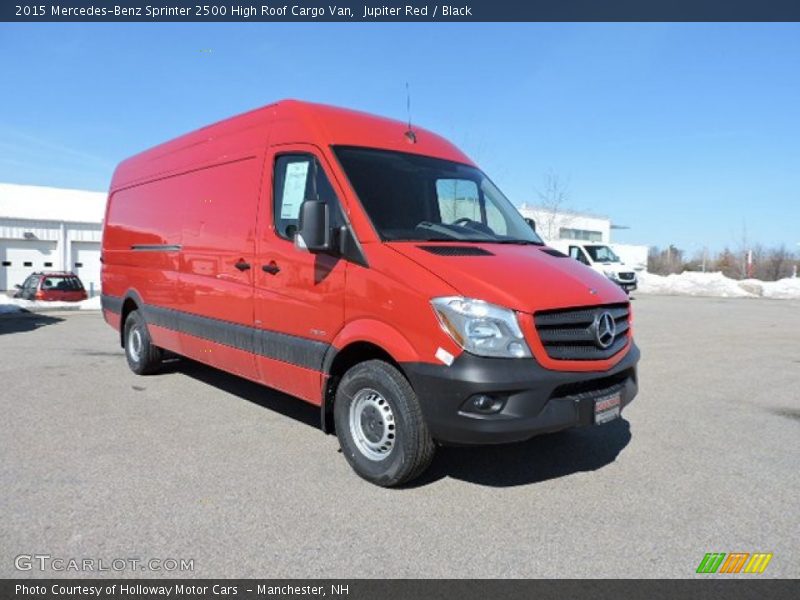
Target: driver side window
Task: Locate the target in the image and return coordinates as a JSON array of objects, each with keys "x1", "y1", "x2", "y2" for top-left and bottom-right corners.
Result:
[
  {"x1": 436, "y1": 179, "x2": 480, "y2": 225},
  {"x1": 273, "y1": 154, "x2": 344, "y2": 240}
]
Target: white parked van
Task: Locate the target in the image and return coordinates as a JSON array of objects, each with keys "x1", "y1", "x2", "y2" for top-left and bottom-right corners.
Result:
[{"x1": 550, "y1": 242, "x2": 638, "y2": 294}]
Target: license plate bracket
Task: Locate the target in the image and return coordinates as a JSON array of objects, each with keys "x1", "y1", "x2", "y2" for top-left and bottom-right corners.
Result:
[{"x1": 594, "y1": 391, "x2": 622, "y2": 424}]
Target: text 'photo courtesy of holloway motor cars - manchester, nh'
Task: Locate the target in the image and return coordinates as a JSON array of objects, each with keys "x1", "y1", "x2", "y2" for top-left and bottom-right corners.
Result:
[{"x1": 1, "y1": 6, "x2": 800, "y2": 596}]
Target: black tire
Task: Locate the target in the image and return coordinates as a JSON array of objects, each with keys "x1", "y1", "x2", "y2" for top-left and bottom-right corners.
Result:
[
  {"x1": 123, "y1": 309, "x2": 163, "y2": 375},
  {"x1": 334, "y1": 360, "x2": 435, "y2": 487}
]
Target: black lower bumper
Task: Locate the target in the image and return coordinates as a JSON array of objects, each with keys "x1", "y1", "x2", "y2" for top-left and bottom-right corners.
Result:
[{"x1": 403, "y1": 343, "x2": 640, "y2": 445}]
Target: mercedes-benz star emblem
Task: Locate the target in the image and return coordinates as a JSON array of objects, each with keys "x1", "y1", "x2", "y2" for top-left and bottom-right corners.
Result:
[{"x1": 594, "y1": 312, "x2": 616, "y2": 349}]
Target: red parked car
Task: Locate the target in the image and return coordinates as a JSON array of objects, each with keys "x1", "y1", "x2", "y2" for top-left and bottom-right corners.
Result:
[
  {"x1": 14, "y1": 272, "x2": 88, "y2": 302},
  {"x1": 101, "y1": 100, "x2": 640, "y2": 486}
]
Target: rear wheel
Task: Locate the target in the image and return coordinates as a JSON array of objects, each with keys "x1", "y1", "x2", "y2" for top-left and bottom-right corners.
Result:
[
  {"x1": 124, "y1": 309, "x2": 163, "y2": 375},
  {"x1": 334, "y1": 360, "x2": 435, "y2": 487}
]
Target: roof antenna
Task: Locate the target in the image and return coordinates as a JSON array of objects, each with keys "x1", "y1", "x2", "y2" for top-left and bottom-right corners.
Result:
[{"x1": 404, "y1": 82, "x2": 417, "y2": 144}]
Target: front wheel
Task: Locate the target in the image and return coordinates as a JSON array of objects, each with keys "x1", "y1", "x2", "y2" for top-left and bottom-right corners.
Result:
[
  {"x1": 334, "y1": 360, "x2": 435, "y2": 487},
  {"x1": 124, "y1": 309, "x2": 163, "y2": 375}
]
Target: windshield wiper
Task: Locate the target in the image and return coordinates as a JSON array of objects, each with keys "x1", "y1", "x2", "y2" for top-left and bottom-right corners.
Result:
[{"x1": 414, "y1": 221, "x2": 495, "y2": 242}]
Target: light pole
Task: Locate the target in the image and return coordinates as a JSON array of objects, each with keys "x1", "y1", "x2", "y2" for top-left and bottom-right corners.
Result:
[{"x1": 687, "y1": 242, "x2": 708, "y2": 272}]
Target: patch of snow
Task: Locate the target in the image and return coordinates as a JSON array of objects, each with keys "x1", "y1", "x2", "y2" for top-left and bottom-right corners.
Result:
[
  {"x1": 78, "y1": 295, "x2": 101, "y2": 310},
  {"x1": 0, "y1": 295, "x2": 102, "y2": 312},
  {"x1": 737, "y1": 279, "x2": 764, "y2": 296},
  {"x1": 638, "y1": 272, "x2": 800, "y2": 300},
  {"x1": 638, "y1": 271, "x2": 755, "y2": 298},
  {"x1": 760, "y1": 277, "x2": 800, "y2": 299}
]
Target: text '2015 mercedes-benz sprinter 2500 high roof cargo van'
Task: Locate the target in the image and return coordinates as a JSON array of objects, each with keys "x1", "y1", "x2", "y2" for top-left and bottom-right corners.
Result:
[{"x1": 102, "y1": 100, "x2": 640, "y2": 486}]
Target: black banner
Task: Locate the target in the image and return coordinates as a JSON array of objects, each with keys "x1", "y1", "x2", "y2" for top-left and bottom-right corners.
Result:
[
  {"x1": 4, "y1": 0, "x2": 800, "y2": 22},
  {"x1": 2, "y1": 579, "x2": 799, "y2": 600}
]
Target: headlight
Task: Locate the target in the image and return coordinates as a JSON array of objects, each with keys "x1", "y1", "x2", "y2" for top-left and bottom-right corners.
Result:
[
  {"x1": 603, "y1": 270, "x2": 617, "y2": 280},
  {"x1": 430, "y1": 297, "x2": 532, "y2": 358}
]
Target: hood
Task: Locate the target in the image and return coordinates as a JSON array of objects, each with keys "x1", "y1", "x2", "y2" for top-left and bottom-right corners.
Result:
[
  {"x1": 597, "y1": 261, "x2": 632, "y2": 272},
  {"x1": 387, "y1": 243, "x2": 627, "y2": 313}
]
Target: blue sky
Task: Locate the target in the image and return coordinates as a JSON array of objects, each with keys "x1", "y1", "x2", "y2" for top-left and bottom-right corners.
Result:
[{"x1": 1, "y1": 23, "x2": 799, "y2": 251}]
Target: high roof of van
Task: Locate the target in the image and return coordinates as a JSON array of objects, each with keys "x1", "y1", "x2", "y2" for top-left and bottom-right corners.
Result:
[{"x1": 110, "y1": 99, "x2": 474, "y2": 192}]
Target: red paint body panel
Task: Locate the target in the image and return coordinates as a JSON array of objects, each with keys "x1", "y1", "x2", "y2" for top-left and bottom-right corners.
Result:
[
  {"x1": 337, "y1": 244, "x2": 461, "y2": 362},
  {"x1": 387, "y1": 242, "x2": 628, "y2": 313},
  {"x1": 253, "y1": 144, "x2": 346, "y2": 398},
  {"x1": 103, "y1": 99, "x2": 636, "y2": 416}
]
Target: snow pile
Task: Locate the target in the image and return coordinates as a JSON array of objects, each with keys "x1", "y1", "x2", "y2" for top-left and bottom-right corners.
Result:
[
  {"x1": 638, "y1": 271, "x2": 755, "y2": 298},
  {"x1": 758, "y1": 277, "x2": 800, "y2": 299},
  {"x1": 638, "y1": 271, "x2": 800, "y2": 299},
  {"x1": 0, "y1": 295, "x2": 101, "y2": 313}
]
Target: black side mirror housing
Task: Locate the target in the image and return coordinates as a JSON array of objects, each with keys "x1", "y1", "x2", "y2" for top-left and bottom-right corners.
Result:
[
  {"x1": 14, "y1": 284, "x2": 22, "y2": 289},
  {"x1": 524, "y1": 217, "x2": 537, "y2": 232},
  {"x1": 295, "y1": 200, "x2": 331, "y2": 253}
]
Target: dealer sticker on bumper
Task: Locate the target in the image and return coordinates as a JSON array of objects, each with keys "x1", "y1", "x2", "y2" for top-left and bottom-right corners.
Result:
[{"x1": 594, "y1": 392, "x2": 622, "y2": 424}]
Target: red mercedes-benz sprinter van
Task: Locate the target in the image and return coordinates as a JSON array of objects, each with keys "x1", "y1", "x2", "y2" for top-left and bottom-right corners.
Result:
[{"x1": 102, "y1": 100, "x2": 639, "y2": 486}]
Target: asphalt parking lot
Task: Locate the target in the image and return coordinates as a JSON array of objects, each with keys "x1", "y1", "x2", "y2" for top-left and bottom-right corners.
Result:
[{"x1": 1, "y1": 295, "x2": 798, "y2": 578}]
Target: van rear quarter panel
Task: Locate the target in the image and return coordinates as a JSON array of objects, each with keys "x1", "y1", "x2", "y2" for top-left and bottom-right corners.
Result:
[{"x1": 103, "y1": 175, "x2": 187, "y2": 351}]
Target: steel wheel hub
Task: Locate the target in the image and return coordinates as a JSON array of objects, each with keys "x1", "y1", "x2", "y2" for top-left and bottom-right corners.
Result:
[
  {"x1": 349, "y1": 388, "x2": 396, "y2": 461},
  {"x1": 128, "y1": 328, "x2": 142, "y2": 362}
]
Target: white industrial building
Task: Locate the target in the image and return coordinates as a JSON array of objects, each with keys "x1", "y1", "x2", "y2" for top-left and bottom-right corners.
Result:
[
  {"x1": 0, "y1": 183, "x2": 106, "y2": 295},
  {"x1": 518, "y1": 203, "x2": 649, "y2": 271}
]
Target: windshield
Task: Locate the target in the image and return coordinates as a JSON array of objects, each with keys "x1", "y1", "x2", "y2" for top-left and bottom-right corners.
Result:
[
  {"x1": 334, "y1": 146, "x2": 544, "y2": 244},
  {"x1": 584, "y1": 245, "x2": 621, "y2": 263}
]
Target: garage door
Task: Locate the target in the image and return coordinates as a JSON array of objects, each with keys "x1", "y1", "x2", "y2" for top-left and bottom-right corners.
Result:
[
  {"x1": 0, "y1": 239, "x2": 58, "y2": 291},
  {"x1": 71, "y1": 241, "x2": 101, "y2": 296}
]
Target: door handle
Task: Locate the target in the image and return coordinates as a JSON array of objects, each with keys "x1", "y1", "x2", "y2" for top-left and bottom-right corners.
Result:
[
  {"x1": 262, "y1": 262, "x2": 281, "y2": 275},
  {"x1": 234, "y1": 259, "x2": 251, "y2": 271}
]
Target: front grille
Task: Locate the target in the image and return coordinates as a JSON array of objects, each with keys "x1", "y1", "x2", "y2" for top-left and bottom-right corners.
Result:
[
  {"x1": 534, "y1": 303, "x2": 630, "y2": 361},
  {"x1": 617, "y1": 272, "x2": 636, "y2": 281}
]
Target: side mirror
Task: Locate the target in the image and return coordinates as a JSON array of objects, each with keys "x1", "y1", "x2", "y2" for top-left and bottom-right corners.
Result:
[
  {"x1": 295, "y1": 200, "x2": 331, "y2": 253},
  {"x1": 524, "y1": 217, "x2": 537, "y2": 232},
  {"x1": 14, "y1": 284, "x2": 22, "y2": 289}
]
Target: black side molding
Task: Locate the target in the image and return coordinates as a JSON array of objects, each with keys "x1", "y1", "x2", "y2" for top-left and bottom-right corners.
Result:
[
  {"x1": 130, "y1": 244, "x2": 182, "y2": 252},
  {"x1": 100, "y1": 294, "x2": 123, "y2": 314}
]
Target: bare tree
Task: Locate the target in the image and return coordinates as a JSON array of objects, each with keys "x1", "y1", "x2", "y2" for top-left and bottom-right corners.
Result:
[
  {"x1": 761, "y1": 244, "x2": 792, "y2": 281},
  {"x1": 533, "y1": 170, "x2": 573, "y2": 241},
  {"x1": 672, "y1": 244, "x2": 796, "y2": 281},
  {"x1": 714, "y1": 247, "x2": 742, "y2": 279},
  {"x1": 648, "y1": 245, "x2": 685, "y2": 275}
]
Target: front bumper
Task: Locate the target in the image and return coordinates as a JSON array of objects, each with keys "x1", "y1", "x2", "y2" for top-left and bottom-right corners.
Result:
[
  {"x1": 403, "y1": 343, "x2": 639, "y2": 445},
  {"x1": 609, "y1": 276, "x2": 637, "y2": 292}
]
